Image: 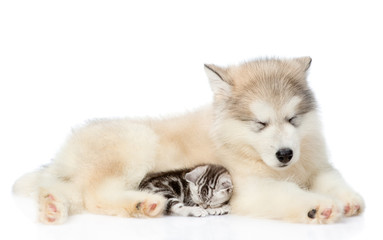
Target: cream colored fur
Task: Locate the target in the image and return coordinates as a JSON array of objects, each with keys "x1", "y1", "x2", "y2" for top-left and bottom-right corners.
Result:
[{"x1": 13, "y1": 57, "x2": 364, "y2": 224}]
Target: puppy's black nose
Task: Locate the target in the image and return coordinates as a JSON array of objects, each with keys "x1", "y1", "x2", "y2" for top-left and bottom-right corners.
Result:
[{"x1": 276, "y1": 148, "x2": 293, "y2": 163}]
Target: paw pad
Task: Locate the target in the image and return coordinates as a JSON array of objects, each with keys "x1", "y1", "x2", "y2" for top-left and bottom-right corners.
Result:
[
  {"x1": 136, "y1": 202, "x2": 143, "y2": 210},
  {"x1": 308, "y1": 209, "x2": 317, "y2": 219},
  {"x1": 344, "y1": 204, "x2": 351, "y2": 214},
  {"x1": 39, "y1": 192, "x2": 68, "y2": 224},
  {"x1": 344, "y1": 203, "x2": 362, "y2": 216},
  {"x1": 134, "y1": 201, "x2": 162, "y2": 217},
  {"x1": 321, "y1": 208, "x2": 332, "y2": 219},
  {"x1": 149, "y1": 203, "x2": 158, "y2": 212},
  {"x1": 307, "y1": 204, "x2": 341, "y2": 224},
  {"x1": 355, "y1": 205, "x2": 361, "y2": 212}
]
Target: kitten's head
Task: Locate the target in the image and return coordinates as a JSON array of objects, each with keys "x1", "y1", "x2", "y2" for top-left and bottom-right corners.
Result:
[{"x1": 185, "y1": 165, "x2": 233, "y2": 209}]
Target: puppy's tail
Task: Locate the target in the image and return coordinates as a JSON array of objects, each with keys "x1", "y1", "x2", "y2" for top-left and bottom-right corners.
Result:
[{"x1": 13, "y1": 169, "x2": 42, "y2": 198}]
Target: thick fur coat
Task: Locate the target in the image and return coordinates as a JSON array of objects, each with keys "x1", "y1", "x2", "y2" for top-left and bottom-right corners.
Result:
[{"x1": 13, "y1": 57, "x2": 364, "y2": 224}]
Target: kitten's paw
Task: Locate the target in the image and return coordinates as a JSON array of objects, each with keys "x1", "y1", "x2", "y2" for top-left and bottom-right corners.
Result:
[
  {"x1": 306, "y1": 198, "x2": 342, "y2": 224},
  {"x1": 337, "y1": 191, "x2": 365, "y2": 217},
  {"x1": 134, "y1": 195, "x2": 166, "y2": 217},
  {"x1": 187, "y1": 207, "x2": 208, "y2": 217},
  {"x1": 38, "y1": 192, "x2": 68, "y2": 224},
  {"x1": 207, "y1": 205, "x2": 231, "y2": 215}
]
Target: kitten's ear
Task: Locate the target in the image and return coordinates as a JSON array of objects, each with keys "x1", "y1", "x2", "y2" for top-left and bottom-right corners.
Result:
[
  {"x1": 185, "y1": 165, "x2": 208, "y2": 184},
  {"x1": 204, "y1": 64, "x2": 233, "y2": 98},
  {"x1": 217, "y1": 173, "x2": 233, "y2": 191}
]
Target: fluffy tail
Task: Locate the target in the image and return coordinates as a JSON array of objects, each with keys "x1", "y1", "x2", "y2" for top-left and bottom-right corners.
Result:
[{"x1": 13, "y1": 169, "x2": 42, "y2": 198}]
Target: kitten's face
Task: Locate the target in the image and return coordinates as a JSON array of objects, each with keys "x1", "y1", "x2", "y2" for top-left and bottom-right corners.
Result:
[{"x1": 186, "y1": 166, "x2": 233, "y2": 209}]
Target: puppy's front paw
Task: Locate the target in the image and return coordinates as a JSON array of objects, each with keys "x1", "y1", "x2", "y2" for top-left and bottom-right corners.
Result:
[
  {"x1": 337, "y1": 191, "x2": 365, "y2": 217},
  {"x1": 306, "y1": 198, "x2": 342, "y2": 224}
]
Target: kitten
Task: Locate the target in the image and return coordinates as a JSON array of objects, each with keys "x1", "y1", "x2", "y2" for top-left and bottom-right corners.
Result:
[{"x1": 138, "y1": 164, "x2": 233, "y2": 217}]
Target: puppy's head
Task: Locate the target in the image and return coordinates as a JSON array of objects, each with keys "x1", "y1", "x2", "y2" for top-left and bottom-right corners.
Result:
[{"x1": 205, "y1": 57, "x2": 317, "y2": 170}]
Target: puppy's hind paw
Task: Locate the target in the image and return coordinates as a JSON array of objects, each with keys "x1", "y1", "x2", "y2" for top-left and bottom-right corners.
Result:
[
  {"x1": 38, "y1": 193, "x2": 68, "y2": 224},
  {"x1": 133, "y1": 195, "x2": 166, "y2": 218}
]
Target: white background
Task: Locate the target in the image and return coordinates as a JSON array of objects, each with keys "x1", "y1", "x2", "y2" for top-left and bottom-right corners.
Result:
[{"x1": 1, "y1": 1, "x2": 382, "y2": 239}]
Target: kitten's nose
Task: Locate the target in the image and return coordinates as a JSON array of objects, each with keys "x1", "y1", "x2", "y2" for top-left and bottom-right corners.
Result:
[{"x1": 201, "y1": 203, "x2": 208, "y2": 209}]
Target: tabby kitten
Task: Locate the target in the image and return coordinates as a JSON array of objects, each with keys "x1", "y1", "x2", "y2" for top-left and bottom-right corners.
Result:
[{"x1": 138, "y1": 164, "x2": 233, "y2": 217}]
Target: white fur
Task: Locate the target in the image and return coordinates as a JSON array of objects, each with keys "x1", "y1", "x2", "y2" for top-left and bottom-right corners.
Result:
[
  {"x1": 13, "y1": 58, "x2": 364, "y2": 224},
  {"x1": 249, "y1": 98, "x2": 302, "y2": 169},
  {"x1": 250, "y1": 100, "x2": 275, "y2": 123}
]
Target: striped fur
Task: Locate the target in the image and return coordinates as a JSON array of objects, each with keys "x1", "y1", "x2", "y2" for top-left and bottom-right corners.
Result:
[{"x1": 138, "y1": 164, "x2": 233, "y2": 217}]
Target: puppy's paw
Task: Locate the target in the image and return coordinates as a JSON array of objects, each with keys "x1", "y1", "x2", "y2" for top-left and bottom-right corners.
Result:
[
  {"x1": 38, "y1": 192, "x2": 68, "y2": 224},
  {"x1": 134, "y1": 195, "x2": 166, "y2": 218},
  {"x1": 306, "y1": 198, "x2": 342, "y2": 224},
  {"x1": 337, "y1": 191, "x2": 365, "y2": 217}
]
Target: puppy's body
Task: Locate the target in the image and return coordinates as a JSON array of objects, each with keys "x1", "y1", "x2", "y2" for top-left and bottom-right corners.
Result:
[{"x1": 14, "y1": 57, "x2": 364, "y2": 224}]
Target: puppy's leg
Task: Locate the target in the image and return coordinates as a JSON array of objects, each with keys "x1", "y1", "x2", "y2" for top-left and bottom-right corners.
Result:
[
  {"x1": 36, "y1": 170, "x2": 83, "y2": 224},
  {"x1": 231, "y1": 176, "x2": 342, "y2": 224},
  {"x1": 311, "y1": 169, "x2": 365, "y2": 217},
  {"x1": 84, "y1": 178, "x2": 166, "y2": 218},
  {"x1": 38, "y1": 182, "x2": 83, "y2": 224},
  {"x1": 85, "y1": 191, "x2": 166, "y2": 218}
]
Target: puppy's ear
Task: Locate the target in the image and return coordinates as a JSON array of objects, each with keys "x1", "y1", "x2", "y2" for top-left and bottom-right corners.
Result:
[
  {"x1": 294, "y1": 56, "x2": 312, "y2": 72},
  {"x1": 204, "y1": 64, "x2": 233, "y2": 97}
]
